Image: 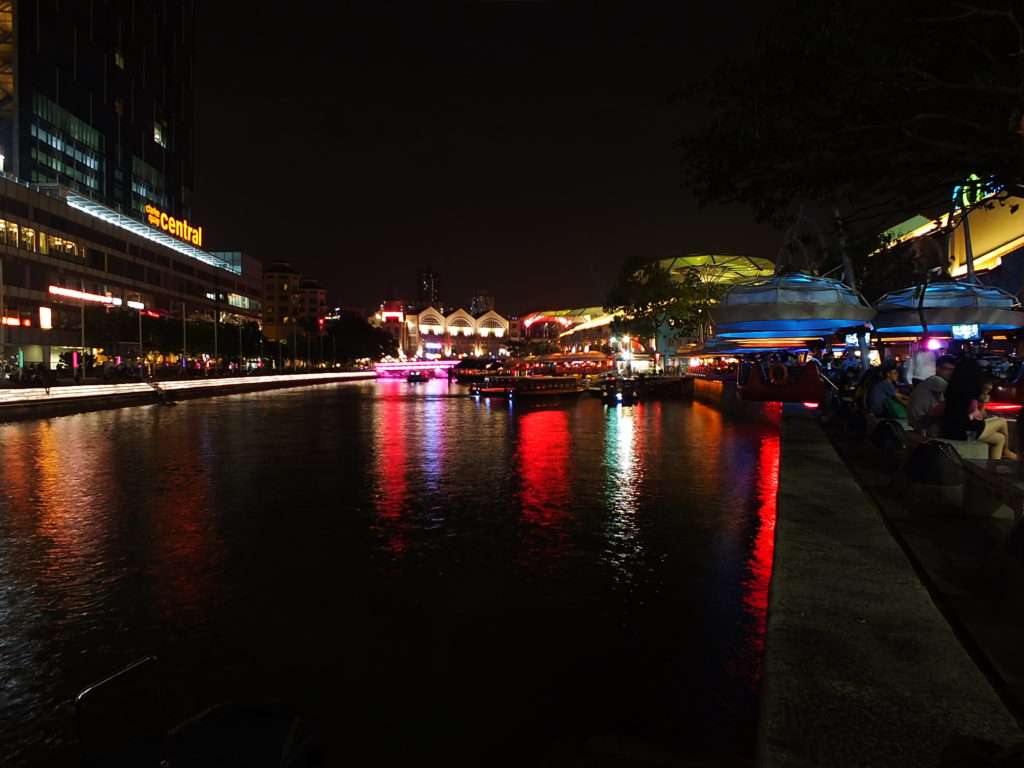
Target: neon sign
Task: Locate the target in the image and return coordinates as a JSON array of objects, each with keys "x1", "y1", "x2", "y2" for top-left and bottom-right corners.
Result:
[{"x1": 145, "y1": 204, "x2": 203, "y2": 247}]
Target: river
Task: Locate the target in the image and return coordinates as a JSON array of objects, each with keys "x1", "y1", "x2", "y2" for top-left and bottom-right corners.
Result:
[{"x1": 0, "y1": 378, "x2": 779, "y2": 766}]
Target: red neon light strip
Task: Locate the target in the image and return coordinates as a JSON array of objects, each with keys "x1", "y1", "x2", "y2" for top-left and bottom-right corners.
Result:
[{"x1": 986, "y1": 402, "x2": 1022, "y2": 413}]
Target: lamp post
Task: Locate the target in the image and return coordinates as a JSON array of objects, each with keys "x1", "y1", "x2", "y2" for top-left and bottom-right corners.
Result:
[
  {"x1": 0, "y1": 255, "x2": 5, "y2": 365},
  {"x1": 127, "y1": 297, "x2": 145, "y2": 378},
  {"x1": 182, "y1": 301, "x2": 187, "y2": 369},
  {"x1": 80, "y1": 278, "x2": 86, "y2": 379}
]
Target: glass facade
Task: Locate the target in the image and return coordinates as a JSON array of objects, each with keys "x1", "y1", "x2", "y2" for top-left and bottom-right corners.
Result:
[
  {"x1": 0, "y1": 218, "x2": 82, "y2": 259},
  {"x1": 29, "y1": 93, "x2": 105, "y2": 194},
  {"x1": 130, "y1": 155, "x2": 168, "y2": 214}
]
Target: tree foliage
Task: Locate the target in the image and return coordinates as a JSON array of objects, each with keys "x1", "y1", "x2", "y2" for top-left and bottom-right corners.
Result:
[
  {"x1": 327, "y1": 313, "x2": 397, "y2": 361},
  {"x1": 604, "y1": 256, "x2": 715, "y2": 356},
  {"x1": 683, "y1": 0, "x2": 1024, "y2": 235}
]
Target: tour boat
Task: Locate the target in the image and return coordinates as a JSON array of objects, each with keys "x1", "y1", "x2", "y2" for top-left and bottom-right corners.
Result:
[
  {"x1": 470, "y1": 375, "x2": 586, "y2": 399},
  {"x1": 600, "y1": 377, "x2": 641, "y2": 405},
  {"x1": 407, "y1": 371, "x2": 432, "y2": 383}
]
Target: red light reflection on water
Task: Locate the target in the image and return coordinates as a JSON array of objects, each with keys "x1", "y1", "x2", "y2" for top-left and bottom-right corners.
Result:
[
  {"x1": 375, "y1": 392, "x2": 408, "y2": 556},
  {"x1": 518, "y1": 409, "x2": 570, "y2": 528},
  {"x1": 742, "y1": 405, "x2": 781, "y2": 685}
]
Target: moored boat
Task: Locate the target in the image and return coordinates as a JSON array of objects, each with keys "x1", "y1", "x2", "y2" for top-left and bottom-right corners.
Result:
[{"x1": 470, "y1": 375, "x2": 585, "y2": 399}]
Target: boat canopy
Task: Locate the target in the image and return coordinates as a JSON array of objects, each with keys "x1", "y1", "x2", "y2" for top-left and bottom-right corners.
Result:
[{"x1": 873, "y1": 280, "x2": 1024, "y2": 333}]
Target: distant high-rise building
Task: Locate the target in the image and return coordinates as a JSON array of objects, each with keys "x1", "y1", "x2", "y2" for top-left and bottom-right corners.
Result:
[
  {"x1": 470, "y1": 289, "x2": 495, "y2": 316},
  {"x1": 295, "y1": 279, "x2": 327, "y2": 328},
  {"x1": 263, "y1": 261, "x2": 302, "y2": 342},
  {"x1": 417, "y1": 267, "x2": 440, "y2": 308},
  {"x1": 0, "y1": 1, "x2": 196, "y2": 220}
]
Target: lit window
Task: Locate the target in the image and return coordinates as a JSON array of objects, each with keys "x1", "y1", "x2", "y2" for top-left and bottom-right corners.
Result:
[
  {"x1": 154, "y1": 120, "x2": 167, "y2": 149},
  {"x1": 114, "y1": 50, "x2": 125, "y2": 69}
]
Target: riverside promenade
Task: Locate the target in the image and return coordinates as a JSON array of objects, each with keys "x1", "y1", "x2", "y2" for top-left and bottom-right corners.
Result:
[
  {"x1": 0, "y1": 370, "x2": 376, "y2": 420},
  {"x1": 759, "y1": 410, "x2": 1023, "y2": 766}
]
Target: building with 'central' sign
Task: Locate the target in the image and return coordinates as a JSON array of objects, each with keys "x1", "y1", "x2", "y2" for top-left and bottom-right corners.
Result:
[{"x1": 145, "y1": 204, "x2": 203, "y2": 247}]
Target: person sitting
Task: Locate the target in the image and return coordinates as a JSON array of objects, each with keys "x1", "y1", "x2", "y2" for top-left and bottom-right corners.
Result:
[
  {"x1": 941, "y1": 359, "x2": 1018, "y2": 460},
  {"x1": 907, "y1": 355, "x2": 956, "y2": 435},
  {"x1": 867, "y1": 361, "x2": 909, "y2": 418}
]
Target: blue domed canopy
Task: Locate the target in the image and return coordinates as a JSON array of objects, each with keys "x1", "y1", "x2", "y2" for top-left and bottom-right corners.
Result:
[
  {"x1": 873, "y1": 280, "x2": 1024, "y2": 334},
  {"x1": 711, "y1": 272, "x2": 875, "y2": 339}
]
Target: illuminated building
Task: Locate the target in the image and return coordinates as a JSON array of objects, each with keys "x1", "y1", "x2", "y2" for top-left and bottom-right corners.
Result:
[
  {"x1": 0, "y1": 175, "x2": 261, "y2": 366},
  {"x1": 880, "y1": 192, "x2": 1024, "y2": 294},
  {"x1": 262, "y1": 262, "x2": 301, "y2": 342},
  {"x1": 0, "y1": 1, "x2": 195, "y2": 222},
  {"x1": 469, "y1": 289, "x2": 495, "y2": 316},
  {"x1": 401, "y1": 306, "x2": 513, "y2": 358},
  {"x1": 295, "y1": 279, "x2": 327, "y2": 326},
  {"x1": 374, "y1": 300, "x2": 408, "y2": 352}
]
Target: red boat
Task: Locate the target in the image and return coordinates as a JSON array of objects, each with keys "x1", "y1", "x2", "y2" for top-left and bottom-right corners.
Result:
[{"x1": 737, "y1": 361, "x2": 827, "y2": 404}]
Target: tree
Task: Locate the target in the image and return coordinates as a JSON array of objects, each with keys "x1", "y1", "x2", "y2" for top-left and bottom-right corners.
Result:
[
  {"x1": 327, "y1": 314, "x2": 397, "y2": 361},
  {"x1": 604, "y1": 257, "x2": 710, "y2": 368},
  {"x1": 683, "y1": 0, "x2": 1024, "y2": 266}
]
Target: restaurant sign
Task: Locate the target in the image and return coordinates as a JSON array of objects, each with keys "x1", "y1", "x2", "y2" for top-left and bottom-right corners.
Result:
[{"x1": 145, "y1": 204, "x2": 203, "y2": 247}]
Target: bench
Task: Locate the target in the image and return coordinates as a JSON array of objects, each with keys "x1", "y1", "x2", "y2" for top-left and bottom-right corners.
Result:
[{"x1": 961, "y1": 459, "x2": 1024, "y2": 520}]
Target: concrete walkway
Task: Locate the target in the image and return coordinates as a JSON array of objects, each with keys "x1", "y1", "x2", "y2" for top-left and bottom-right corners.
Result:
[
  {"x1": 0, "y1": 371, "x2": 376, "y2": 421},
  {"x1": 759, "y1": 412, "x2": 1022, "y2": 767}
]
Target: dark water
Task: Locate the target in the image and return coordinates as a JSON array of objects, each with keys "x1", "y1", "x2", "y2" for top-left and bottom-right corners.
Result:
[{"x1": 0, "y1": 379, "x2": 780, "y2": 766}]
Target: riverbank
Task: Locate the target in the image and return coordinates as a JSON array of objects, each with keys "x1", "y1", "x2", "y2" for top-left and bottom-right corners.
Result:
[
  {"x1": 759, "y1": 410, "x2": 1022, "y2": 766},
  {"x1": 0, "y1": 371, "x2": 377, "y2": 421}
]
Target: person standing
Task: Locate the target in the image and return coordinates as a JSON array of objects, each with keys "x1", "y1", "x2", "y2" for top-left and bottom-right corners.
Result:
[{"x1": 905, "y1": 344, "x2": 937, "y2": 386}]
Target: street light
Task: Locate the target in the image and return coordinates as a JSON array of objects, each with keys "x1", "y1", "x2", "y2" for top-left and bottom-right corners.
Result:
[{"x1": 127, "y1": 298, "x2": 144, "y2": 376}]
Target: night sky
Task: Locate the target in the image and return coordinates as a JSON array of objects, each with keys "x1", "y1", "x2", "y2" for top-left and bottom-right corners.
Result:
[{"x1": 194, "y1": 2, "x2": 776, "y2": 315}]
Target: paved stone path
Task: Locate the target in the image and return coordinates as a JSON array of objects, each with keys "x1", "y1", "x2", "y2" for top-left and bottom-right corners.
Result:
[{"x1": 759, "y1": 413, "x2": 1022, "y2": 767}]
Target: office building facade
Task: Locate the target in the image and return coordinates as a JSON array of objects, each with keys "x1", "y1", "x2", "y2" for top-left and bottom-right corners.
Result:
[
  {"x1": 417, "y1": 267, "x2": 440, "y2": 309},
  {"x1": 0, "y1": 175, "x2": 261, "y2": 366},
  {"x1": 1, "y1": 0, "x2": 195, "y2": 220}
]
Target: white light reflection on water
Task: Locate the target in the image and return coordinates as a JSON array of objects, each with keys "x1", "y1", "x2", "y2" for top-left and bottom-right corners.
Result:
[{"x1": 602, "y1": 404, "x2": 644, "y2": 583}]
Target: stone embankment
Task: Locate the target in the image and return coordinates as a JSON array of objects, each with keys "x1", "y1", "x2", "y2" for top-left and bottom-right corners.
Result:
[
  {"x1": 0, "y1": 371, "x2": 377, "y2": 421},
  {"x1": 759, "y1": 410, "x2": 1022, "y2": 766}
]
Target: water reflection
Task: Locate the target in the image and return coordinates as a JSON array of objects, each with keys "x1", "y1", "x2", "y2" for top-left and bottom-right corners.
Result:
[
  {"x1": 373, "y1": 384, "x2": 410, "y2": 556},
  {"x1": 742, "y1": 405, "x2": 781, "y2": 683},
  {"x1": 602, "y1": 405, "x2": 644, "y2": 582},
  {"x1": 516, "y1": 409, "x2": 571, "y2": 530},
  {"x1": 0, "y1": 385, "x2": 782, "y2": 766}
]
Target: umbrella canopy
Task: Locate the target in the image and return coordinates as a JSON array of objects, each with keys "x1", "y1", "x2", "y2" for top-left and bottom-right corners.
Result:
[
  {"x1": 873, "y1": 280, "x2": 1024, "y2": 333},
  {"x1": 655, "y1": 254, "x2": 775, "y2": 287},
  {"x1": 711, "y1": 272, "x2": 874, "y2": 339}
]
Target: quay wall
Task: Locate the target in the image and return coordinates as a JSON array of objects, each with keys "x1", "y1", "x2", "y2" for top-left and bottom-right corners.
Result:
[
  {"x1": 758, "y1": 412, "x2": 1021, "y2": 765},
  {"x1": 687, "y1": 375, "x2": 778, "y2": 422},
  {"x1": 0, "y1": 371, "x2": 377, "y2": 422}
]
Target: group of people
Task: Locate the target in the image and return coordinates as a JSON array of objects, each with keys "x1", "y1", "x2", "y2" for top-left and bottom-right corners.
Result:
[
  {"x1": 3, "y1": 362, "x2": 56, "y2": 390},
  {"x1": 865, "y1": 354, "x2": 1017, "y2": 460}
]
